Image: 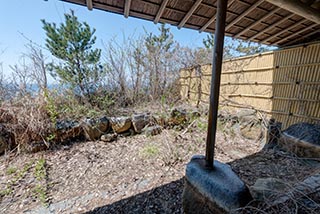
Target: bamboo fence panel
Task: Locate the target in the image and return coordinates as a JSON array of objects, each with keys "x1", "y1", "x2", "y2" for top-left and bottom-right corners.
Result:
[{"x1": 180, "y1": 42, "x2": 320, "y2": 129}]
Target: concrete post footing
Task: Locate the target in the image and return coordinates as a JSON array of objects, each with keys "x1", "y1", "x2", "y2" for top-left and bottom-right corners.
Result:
[{"x1": 183, "y1": 155, "x2": 252, "y2": 214}]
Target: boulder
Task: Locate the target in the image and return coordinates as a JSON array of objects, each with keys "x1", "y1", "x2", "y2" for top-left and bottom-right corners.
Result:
[
  {"x1": 250, "y1": 178, "x2": 287, "y2": 201},
  {"x1": 237, "y1": 109, "x2": 257, "y2": 124},
  {"x1": 144, "y1": 125, "x2": 162, "y2": 136},
  {"x1": 55, "y1": 120, "x2": 84, "y2": 142},
  {"x1": 283, "y1": 123, "x2": 320, "y2": 145},
  {"x1": 109, "y1": 117, "x2": 132, "y2": 134},
  {"x1": 101, "y1": 133, "x2": 117, "y2": 142},
  {"x1": 25, "y1": 141, "x2": 49, "y2": 153},
  {"x1": 271, "y1": 173, "x2": 320, "y2": 206},
  {"x1": 97, "y1": 116, "x2": 109, "y2": 132},
  {"x1": 189, "y1": 110, "x2": 201, "y2": 119},
  {"x1": 82, "y1": 117, "x2": 109, "y2": 141},
  {"x1": 278, "y1": 123, "x2": 320, "y2": 158},
  {"x1": 154, "y1": 115, "x2": 167, "y2": 127},
  {"x1": 0, "y1": 125, "x2": 15, "y2": 155},
  {"x1": 132, "y1": 114, "x2": 151, "y2": 133},
  {"x1": 240, "y1": 124, "x2": 262, "y2": 140},
  {"x1": 168, "y1": 108, "x2": 187, "y2": 126}
]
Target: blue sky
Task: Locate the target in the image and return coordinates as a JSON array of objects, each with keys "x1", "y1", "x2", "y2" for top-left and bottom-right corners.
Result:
[{"x1": 0, "y1": 0, "x2": 209, "y2": 77}]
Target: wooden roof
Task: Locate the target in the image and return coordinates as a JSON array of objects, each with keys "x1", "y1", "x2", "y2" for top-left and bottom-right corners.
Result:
[{"x1": 61, "y1": 0, "x2": 320, "y2": 47}]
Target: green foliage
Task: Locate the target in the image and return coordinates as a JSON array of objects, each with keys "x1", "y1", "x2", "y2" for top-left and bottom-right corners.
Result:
[
  {"x1": 34, "y1": 158, "x2": 46, "y2": 181},
  {"x1": 33, "y1": 158, "x2": 48, "y2": 207},
  {"x1": 0, "y1": 187, "x2": 12, "y2": 197},
  {"x1": 143, "y1": 24, "x2": 177, "y2": 98},
  {"x1": 46, "y1": 134, "x2": 56, "y2": 142},
  {"x1": 33, "y1": 184, "x2": 48, "y2": 207},
  {"x1": 44, "y1": 89, "x2": 58, "y2": 126},
  {"x1": 42, "y1": 10, "x2": 103, "y2": 99},
  {"x1": 203, "y1": 34, "x2": 214, "y2": 49},
  {"x1": 1, "y1": 161, "x2": 34, "y2": 198},
  {"x1": 145, "y1": 24, "x2": 174, "y2": 53},
  {"x1": 234, "y1": 40, "x2": 269, "y2": 56},
  {"x1": 6, "y1": 167, "x2": 17, "y2": 175},
  {"x1": 17, "y1": 161, "x2": 34, "y2": 181},
  {"x1": 203, "y1": 34, "x2": 270, "y2": 57},
  {"x1": 140, "y1": 144, "x2": 159, "y2": 158},
  {"x1": 197, "y1": 120, "x2": 208, "y2": 131}
]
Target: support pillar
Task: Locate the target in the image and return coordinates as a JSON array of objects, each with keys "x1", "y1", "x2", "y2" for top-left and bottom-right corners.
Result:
[
  {"x1": 205, "y1": 0, "x2": 228, "y2": 168},
  {"x1": 183, "y1": 0, "x2": 252, "y2": 213}
]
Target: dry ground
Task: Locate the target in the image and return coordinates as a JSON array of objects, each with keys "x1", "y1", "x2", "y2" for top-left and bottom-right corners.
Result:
[{"x1": 0, "y1": 115, "x2": 319, "y2": 214}]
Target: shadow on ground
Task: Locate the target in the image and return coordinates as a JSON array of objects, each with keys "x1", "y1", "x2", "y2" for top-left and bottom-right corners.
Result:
[
  {"x1": 84, "y1": 149, "x2": 320, "y2": 214},
  {"x1": 85, "y1": 178, "x2": 184, "y2": 214}
]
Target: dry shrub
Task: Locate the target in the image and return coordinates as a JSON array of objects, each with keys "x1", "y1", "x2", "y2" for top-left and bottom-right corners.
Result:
[
  {"x1": 0, "y1": 94, "x2": 53, "y2": 151},
  {"x1": 50, "y1": 89, "x2": 105, "y2": 120}
]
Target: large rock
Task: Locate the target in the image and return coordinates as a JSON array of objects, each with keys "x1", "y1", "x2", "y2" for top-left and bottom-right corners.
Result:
[
  {"x1": 153, "y1": 115, "x2": 167, "y2": 127},
  {"x1": 82, "y1": 117, "x2": 109, "y2": 141},
  {"x1": 250, "y1": 178, "x2": 287, "y2": 201},
  {"x1": 101, "y1": 133, "x2": 117, "y2": 142},
  {"x1": 144, "y1": 125, "x2": 162, "y2": 136},
  {"x1": 189, "y1": 110, "x2": 201, "y2": 119},
  {"x1": 132, "y1": 114, "x2": 151, "y2": 133},
  {"x1": 237, "y1": 109, "x2": 257, "y2": 124},
  {"x1": 109, "y1": 117, "x2": 132, "y2": 134},
  {"x1": 0, "y1": 125, "x2": 15, "y2": 155},
  {"x1": 278, "y1": 123, "x2": 320, "y2": 158},
  {"x1": 272, "y1": 173, "x2": 320, "y2": 206},
  {"x1": 283, "y1": 123, "x2": 320, "y2": 145},
  {"x1": 55, "y1": 120, "x2": 84, "y2": 142},
  {"x1": 168, "y1": 108, "x2": 187, "y2": 126},
  {"x1": 25, "y1": 141, "x2": 49, "y2": 153}
]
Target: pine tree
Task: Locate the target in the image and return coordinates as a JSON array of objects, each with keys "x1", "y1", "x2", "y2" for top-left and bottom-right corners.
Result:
[{"x1": 42, "y1": 10, "x2": 103, "y2": 100}]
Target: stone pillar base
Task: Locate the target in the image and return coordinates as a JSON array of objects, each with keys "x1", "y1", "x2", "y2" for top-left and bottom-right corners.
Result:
[{"x1": 183, "y1": 155, "x2": 252, "y2": 214}]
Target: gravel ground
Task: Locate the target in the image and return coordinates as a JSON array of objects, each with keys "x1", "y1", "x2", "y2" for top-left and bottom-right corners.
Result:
[{"x1": 1, "y1": 116, "x2": 319, "y2": 214}]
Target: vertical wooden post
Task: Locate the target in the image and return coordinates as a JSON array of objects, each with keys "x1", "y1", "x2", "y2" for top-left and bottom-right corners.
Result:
[
  {"x1": 205, "y1": 0, "x2": 228, "y2": 168},
  {"x1": 264, "y1": 118, "x2": 282, "y2": 149}
]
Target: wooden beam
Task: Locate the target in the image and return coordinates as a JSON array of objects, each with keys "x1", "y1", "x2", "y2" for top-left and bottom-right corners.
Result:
[
  {"x1": 266, "y1": 0, "x2": 320, "y2": 24},
  {"x1": 124, "y1": 0, "x2": 132, "y2": 18},
  {"x1": 206, "y1": 0, "x2": 228, "y2": 168},
  {"x1": 178, "y1": 0, "x2": 203, "y2": 29},
  {"x1": 273, "y1": 23, "x2": 318, "y2": 45},
  {"x1": 261, "y1": 18, "x2": 306, "y2": 43},
  {"x1": 234, "y1": 7, "x2": 281, "y2": 37},
  {"x1": 225, "y1": 0, "x2": 264, "y2": 31},
  {"x1": 249, "y1": 13, "x2": 295, "y2": 40},
  {"x1": 199, "y1": 0, "x2": 236, "y2": 32},
  {"x1": 285, "y1": 29, "x2": 320, "y2": 46},
  {"x1": 154, "y1": 0, "x2": 169, "y2": 24},
  {"x1": 86, "y1": 0, "x2": 93, "y2": 10}
]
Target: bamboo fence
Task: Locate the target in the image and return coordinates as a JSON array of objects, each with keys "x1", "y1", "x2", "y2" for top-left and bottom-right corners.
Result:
[{"x1": 180, "y1": 42, "x2": 320, "y2": 129}]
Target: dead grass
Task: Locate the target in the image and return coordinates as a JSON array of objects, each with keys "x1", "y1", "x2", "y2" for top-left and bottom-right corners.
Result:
[{"x1": 0, "y1": 95, "x2": 53, "y2": 152}]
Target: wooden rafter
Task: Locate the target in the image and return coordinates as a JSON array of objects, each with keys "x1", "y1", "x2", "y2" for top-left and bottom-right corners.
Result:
[
  {"x1": 249, "y1": 13, "x2": 295, "y2": 40},
  {"x1": 154, "y1": 0, "x2": 169, "y2": 24},
  {"x1": 234, "y1": 7, "x2": 281, "y2": 37},
  {"x1": 266, "y1": 0, "x2": 320, "y2": 24},
  {"x1": 124, "y1": 0, "x2": 132, "y2": 18},
  {"x1": 178, "y1": 0, "x2": 202, "y2": 29},
  {"x1": 61, "y1": 0, "x2": 320, "y2": 47},
  {"x1": 274, "y1": 23, "x2": 318, "y2": 45},
  {"x1": 199, "y1": 0, "x2": 237, "y2": 32},
  {"x1": 86, "y1": 0, "x2": 93, "y2": 10},
  {"x1": 261, "y1": 18, "x2": 306, "y2": 43},
  {"x1": 285, "y1": 29, "x2": 320, "y2": 46},
  {"x1": 225, "y1": 0, "x2": 264, "y2": 31}
]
